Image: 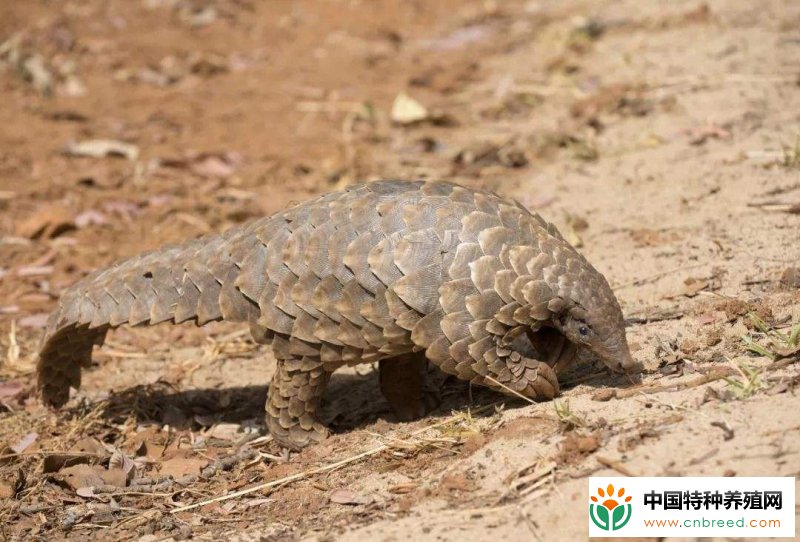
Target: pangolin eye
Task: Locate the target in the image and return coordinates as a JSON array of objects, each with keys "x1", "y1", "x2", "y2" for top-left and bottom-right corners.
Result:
[{"x1": 578, "y1": 325, "x2": 590, "y2": 337}]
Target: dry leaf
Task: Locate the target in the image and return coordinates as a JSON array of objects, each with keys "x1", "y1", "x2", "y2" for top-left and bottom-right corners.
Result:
[
  {"x1": 159, "y1": 456, "x2": 207, "y2": 479},
  {"x1": 391, "y1": 93, "x2": 428, "y2": 125},
  {"x1": 329, "y1": 489, "x2": 372, "y2": 505},
  {"x1": 76, "y1": 487, "x2": 95, "y2": 498},
  {"x1": 63, "y1": 139, "x2": 140, "y2": 161},
  {"x1": 58, "y1": 464, "x2": 106, "y2": 490},
  {"x1": 71, "y1": 437, "x2": 107, "y2": 456},
  {"x1": 109, "y1": 448, "x2": 137, "y2": 484},
  {"x1": 60, "y1": 461, "x2": 130, "y2": 492},
  {"x1": 10, "y1": 432, "x2": 38, "y2": 454},
  {"x1": 43, "y1": 437, "x2": 108, "y2": 472},
  {"x1": 101, "y1": 468, "x2": 129, "y2": 488}
]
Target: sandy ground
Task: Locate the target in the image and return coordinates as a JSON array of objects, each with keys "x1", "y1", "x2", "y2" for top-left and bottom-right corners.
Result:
[{"x1": 1, "y1": 0, "x2": 799, "y2": 540}]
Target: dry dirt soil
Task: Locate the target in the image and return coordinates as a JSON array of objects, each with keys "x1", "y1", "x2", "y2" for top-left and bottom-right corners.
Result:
[{"x1": 1, "y1": 0, "x2": 799, "y2": 540}]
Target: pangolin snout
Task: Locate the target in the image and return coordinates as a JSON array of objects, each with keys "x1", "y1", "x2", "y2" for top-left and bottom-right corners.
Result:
[
  {"x1": 589, "y1": 328, "x2": 642, "y2": 375},
  {"x1": 618, "y1": 351, "x2": 643, "y2": 374},
  {"x1": 598, "y1": 346, "x2": 642, "y2": 375}
]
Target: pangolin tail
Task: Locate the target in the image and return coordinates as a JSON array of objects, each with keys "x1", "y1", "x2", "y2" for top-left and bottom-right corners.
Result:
[{"x1": 37, "y1": 227, "x2": 260, "y2": 407}]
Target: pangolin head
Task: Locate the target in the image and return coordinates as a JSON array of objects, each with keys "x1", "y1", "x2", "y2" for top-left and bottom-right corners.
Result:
[{"x1": 544, "y1": 250, "x2": 641, "y2": 375}]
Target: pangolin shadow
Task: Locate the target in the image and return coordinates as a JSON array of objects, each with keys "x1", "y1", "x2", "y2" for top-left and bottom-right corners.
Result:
[{"x1": 87, "y1": 361, "x2": 636, "y2": 436}]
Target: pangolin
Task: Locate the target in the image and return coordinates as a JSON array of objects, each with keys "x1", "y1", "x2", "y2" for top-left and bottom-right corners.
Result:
[{"x1": 37, "y1": 180, "x2": 640, "y2": 449}]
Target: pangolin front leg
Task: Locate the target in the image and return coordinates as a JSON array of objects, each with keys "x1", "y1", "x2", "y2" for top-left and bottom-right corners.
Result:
[
  {"x1": 379, "y1": 353, "x2": 441, "y2": 422},
  {"x1": 507, "y1": 357, "x2": 561, "y2": 399}
]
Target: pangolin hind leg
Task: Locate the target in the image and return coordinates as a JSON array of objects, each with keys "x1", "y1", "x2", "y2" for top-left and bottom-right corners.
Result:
[
  {"x1": 265, "y1": 355, "x2": 331, "y2": 450},
  {"x1": 379, "y1": 353, "x2": 441, "y2": 422}
]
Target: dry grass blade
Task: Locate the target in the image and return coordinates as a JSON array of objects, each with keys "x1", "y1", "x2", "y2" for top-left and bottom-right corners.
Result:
[{"x1": 506, "y1": 460, "x2": 556, "y2": 498}]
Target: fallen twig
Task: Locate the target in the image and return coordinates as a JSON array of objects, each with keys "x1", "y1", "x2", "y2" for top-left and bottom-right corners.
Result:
[
  {"x1": 595, "y1": 455, "x2": 637, "y2": 477},
  {"x1": 615, "y1": 370, "x2": 732, "y2": 399}
]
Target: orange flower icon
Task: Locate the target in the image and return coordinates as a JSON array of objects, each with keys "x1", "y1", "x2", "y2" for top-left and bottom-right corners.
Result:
[{"x1": 591, "y1": 484, "x2": 632, "y2": 511}]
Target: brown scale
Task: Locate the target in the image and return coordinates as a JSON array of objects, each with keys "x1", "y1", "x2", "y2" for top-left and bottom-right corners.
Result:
[{"x1": 36, "y1": 180, "x2": 639, "y2": 450}]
